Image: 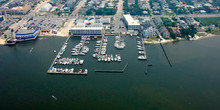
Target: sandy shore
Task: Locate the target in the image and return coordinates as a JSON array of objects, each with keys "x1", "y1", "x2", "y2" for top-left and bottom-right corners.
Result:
[
  {"x1": 190, "y1": 33, "x2": 216, "y2": 40},
  {"x1": 143, "y1": 39, "x2": 174, "y2": 44},
  {"x1": 0, "y1": 39, "x2": 6, "y2": 45}
]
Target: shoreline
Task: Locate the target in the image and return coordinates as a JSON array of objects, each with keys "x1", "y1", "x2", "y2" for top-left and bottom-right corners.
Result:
[
  {"x1": 0, "y1": 34, "x2": 219, "y2": 45},
  {"x1": 143, "y1": 33, "x2": 218, "y2": 44}
]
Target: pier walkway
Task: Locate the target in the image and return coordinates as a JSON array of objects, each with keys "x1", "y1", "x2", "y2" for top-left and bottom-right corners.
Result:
[
  {"x1": 141, "y1": 38, "x2": 147, "y2": 59},
  {"x1": 98, "y1": 35, "x2": 105, "y2": 56}
]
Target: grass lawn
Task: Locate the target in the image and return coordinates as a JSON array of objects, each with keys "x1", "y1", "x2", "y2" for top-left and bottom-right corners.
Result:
[
  {"x1": 143, "y1": 35, "x2": 159, "y2": 41},
  {"x1": 196, "y1": 17, "x2": 220, "y2": 27}
]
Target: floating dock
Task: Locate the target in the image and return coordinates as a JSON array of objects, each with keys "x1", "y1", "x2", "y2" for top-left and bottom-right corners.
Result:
[{"x1": 94, "y1": 63, "x2": 128, "y2": 73}]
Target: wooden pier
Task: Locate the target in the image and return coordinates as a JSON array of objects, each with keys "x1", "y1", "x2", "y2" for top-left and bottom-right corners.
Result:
[
  {"x1": 48, "y1": 36, "x2": 70, "y2": 69},
  {"x1": 141, "y1": 38, "x2": 147, "y2": 59},
  {"x1": 94, "y1": 63, "x2": 128, "y2": 73}
]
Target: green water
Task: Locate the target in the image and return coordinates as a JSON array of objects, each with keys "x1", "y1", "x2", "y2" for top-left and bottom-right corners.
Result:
[{"x1": 0, "y1": 36, "x2": 220, "y2": 110}]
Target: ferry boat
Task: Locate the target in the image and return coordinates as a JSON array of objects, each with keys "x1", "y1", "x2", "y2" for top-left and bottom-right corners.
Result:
[{"x1": 15, "y1": 28, "x2": 40, "y2": 42}]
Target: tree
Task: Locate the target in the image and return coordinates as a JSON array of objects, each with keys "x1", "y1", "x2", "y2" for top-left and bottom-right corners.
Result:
[{"x1": 4, "y1": 34, "x2": 7, "y2": 38}]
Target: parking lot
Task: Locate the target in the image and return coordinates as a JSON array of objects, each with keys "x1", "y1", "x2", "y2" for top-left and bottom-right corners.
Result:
[{"x1": 23, "y1": 17, "x2": 65, "y2": 32}]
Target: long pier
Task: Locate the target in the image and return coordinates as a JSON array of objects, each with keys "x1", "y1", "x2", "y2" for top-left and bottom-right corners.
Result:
[
  {"x1": 48, "y1": 36, "x2": 70, "y2": 69},
  {"x1": 94, "y1": 63, "x2": 128, "y2": 73},
  {"x1": 159, "y1": 41, "x2": 172, "y2": 67}
]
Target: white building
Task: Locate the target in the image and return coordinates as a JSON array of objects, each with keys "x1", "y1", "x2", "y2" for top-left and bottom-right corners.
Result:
[
  {"x1": 70, "y1": 27, "x2": 104, "y2": 35},
  {"x1": 123, "y1": 14, "x2": 140, "y2": 30},
  {"x1": 142, "y1": 26, "x2": 156, "y2": 38},
  {"x1": 40, "y1": 3, "x2": 52, "y2": 12}
]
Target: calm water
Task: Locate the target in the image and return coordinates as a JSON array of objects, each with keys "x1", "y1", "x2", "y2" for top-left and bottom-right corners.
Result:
[{"x1": 0, "y1": 36, "x2": 220, "y2": 110}]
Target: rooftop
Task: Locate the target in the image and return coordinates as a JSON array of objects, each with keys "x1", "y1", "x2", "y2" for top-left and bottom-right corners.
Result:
[
  {"x1": 70, "y1": 27, "x2": 103, "y2": 30},
  {"x1": 123, "y1": 14, "x2": 140, "y2": 26},
  {"x1": 16, "y1": 29, "x2": 36, "y2": 34}
]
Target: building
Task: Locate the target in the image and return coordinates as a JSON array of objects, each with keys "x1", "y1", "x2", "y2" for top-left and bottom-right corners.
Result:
[
  {"x1": 65, "y1": 0, "x2": 75, "y2": 8},
  {"x1": 15, "y1": 28, "x2": 40, "y2": 41},
  {"x1": 40, "y1": 3, "x2": 52, "y2": 12},
  {"x1": 70, "y1": 27, "x2": 104, "y2": 35},
  {"x1": 123, "y1": 14, "x2": 140, "y2": 30},
  {"x1": 170, "y1": 27, "x2": 181, "y2": 37},
  {"x1": 142, "y1": 26, "x2": 156, "y2": 38},
  {"x1": 0, "y1": 5, "x2": 31, "y2": 15},
  {"x1": 153, "y1": 17, "x2": 163, "y2": 26},
  {"x1": 200, "y1": 10, "x2": 206, "y2": 14},
  {"x1": 159, "y1": 26, "x2": 170, "y2": 39}
]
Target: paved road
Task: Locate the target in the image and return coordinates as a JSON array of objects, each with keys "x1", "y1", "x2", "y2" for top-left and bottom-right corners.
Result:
[
  {"x1": 113, "y1": 0, "x2": 126, "y2": 34},
  {"x1": 57, "y1": 0, "x2": 87, "y2": 36}
]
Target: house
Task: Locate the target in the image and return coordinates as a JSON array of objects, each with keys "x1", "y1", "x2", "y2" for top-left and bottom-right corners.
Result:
[
  {"x1": 170, "y1": 27, "x2": 181, "y2": 37},
  {"x1": 159, "y1": 26, "x2": 170, "y2": 39}
]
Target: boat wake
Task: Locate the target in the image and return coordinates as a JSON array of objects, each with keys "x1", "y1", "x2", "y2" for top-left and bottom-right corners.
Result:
[
  {"x1": 29, "y1": 48, "x2": 33, "y2": 54},
  {"x1": 39, "y1": 38, "x2": 46, "y2": 40},
  {"x1": 52, "y1": 95, "x2": 57, "y2": 100}
]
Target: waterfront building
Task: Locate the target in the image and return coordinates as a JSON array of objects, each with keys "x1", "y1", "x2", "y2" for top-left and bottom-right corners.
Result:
[
  {"x1": 142, "y1": 26, "x2": 156, "y2": 38},
  {"x1": 159, "y1": 26, "x2": 170, "y2": 39},
  {"x1": 69, "y1": 27, "x2": 104, "y2": 35},
  {"x1": 123, "y1": 14, "x2": 140, "y2": 31},
  {"x1": 15, "y1": 28, "x2": 40, "y2": 41}
]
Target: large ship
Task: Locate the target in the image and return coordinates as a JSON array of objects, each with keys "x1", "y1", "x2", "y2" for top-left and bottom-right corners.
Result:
[{"x1": 15, "y1": 28, "x2": 40, "y2": 42}]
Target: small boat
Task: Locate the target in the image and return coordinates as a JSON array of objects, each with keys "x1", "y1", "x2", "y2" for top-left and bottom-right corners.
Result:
[
  {"x1": 114, "y1": 57, "x2": 117, "y2": 62},
  {"x1": 79, "y1": 60, "x2": 84, "y2": 65},
  {"x1": 84, "y1": 69, "x2": 88, "y2": 74},
  {"x1": 145, "y1": 64, "x2": 148, "y2": 74},
  {"x1": 52, "y1": 95, "x2": 57, "y2": 100},
  {"x1": 54, "y1": 50, "x2": 56, "y2": 53}
]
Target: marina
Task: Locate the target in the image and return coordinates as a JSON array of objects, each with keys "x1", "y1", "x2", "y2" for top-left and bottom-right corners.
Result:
[
  {"x1": 47, "y1": 36, "x2": 88, "y2": 75},
  {"x1": 2, "y1": 35, "x2": 220, "y2": 110}
]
